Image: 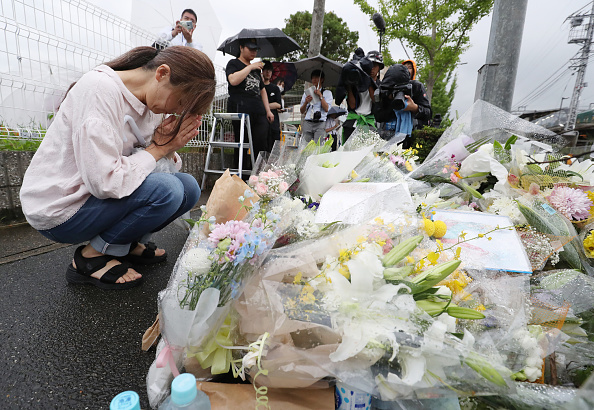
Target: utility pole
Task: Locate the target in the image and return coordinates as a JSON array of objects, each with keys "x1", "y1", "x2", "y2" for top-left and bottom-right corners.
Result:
[
  {"x1": 565, "y1": 2, "x2": 594, "y2": 131},
  {"x1": 309, "y1": 0, "x2": 325, "y2": 57},
  {"x1": 474, "y1": 0, "x2": 528, "y2": 112}
]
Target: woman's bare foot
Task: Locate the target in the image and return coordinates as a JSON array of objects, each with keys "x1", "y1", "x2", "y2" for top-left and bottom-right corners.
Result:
[
  {"x1": 72, "y1": 244, "x2": 142, "y2": 284},
  {"x1": 129, "y1": 243, "x2": 166, "y2": 258}
]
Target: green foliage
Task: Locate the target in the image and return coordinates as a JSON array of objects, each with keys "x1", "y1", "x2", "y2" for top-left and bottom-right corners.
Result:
[
  {"x1": 429, "y1": 70, "x2": 457, "y2": 119},
  {"x1": 0, "y1": 138, "x2": 42, "y2": 151},
  {"x1": 354, "y1": 0, "x2": 493, "y2": 107},
  {"x1": 410, "y1": 127, "x2": 446, "y2": 162},
  {"x1": 0, "y1": 122, "x2": 46, "y2": 151},
  {"x1": 282, "y1": 11, "x2": 359, "y2": 63}
]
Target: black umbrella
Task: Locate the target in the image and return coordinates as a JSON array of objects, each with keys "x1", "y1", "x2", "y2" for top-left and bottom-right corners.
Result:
[
  {"x1": 327, "y1": 106, "x2": 347, "y2": 117},
  {"x1": 293, "y1": 54, "x2": 343, "y2": 87},
  {"x1": 217, "y1": 28, "x2": 301, "y2": 58}
]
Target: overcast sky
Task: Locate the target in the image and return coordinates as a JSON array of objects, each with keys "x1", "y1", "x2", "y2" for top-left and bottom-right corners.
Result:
[{"x1": 93, "y1": 0, "x2": 594, "y2": 117}]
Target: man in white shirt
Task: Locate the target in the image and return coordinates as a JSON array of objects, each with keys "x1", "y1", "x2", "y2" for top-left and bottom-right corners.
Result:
[
  {"x1": 155, "y1": 9, "x2": 203, "y2": 51},
  {"x1": 299, "y1": 70, "x2": 333, "y2": 143}
]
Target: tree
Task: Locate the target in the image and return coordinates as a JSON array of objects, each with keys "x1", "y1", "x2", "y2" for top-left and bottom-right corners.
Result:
[
  {"x1": 282, "y1": 11, "x2": 359, "y2": 63},
  {"x1": 354, "y1": 0, "x2": 493, "y2": 103},
  {"x1": 429, "y1": 70, "x2": 457, "y2": 119}
]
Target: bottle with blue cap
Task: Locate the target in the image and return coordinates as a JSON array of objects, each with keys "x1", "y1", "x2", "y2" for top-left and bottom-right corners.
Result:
[
  {"x1": 110, "y1": 391, "x2": 140, "y2": 410},
  {"x1": 159, "y1": 373, "x2": 211, "y2": 409}
]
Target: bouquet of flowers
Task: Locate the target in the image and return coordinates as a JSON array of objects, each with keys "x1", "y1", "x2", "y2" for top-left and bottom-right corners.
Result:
[
  {"x1": 146, "y1": 192, "x2": 284, "y2": 407},
  {"x1": 234, "y1": 215, "x2": 524, "y2": 399}
]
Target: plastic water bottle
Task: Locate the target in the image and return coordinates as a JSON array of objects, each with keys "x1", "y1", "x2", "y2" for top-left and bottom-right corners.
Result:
[
  {"x1": 335, "y1": 382, "x2": 372, "y2": 410},
  {"x1": 159, "y1": 373, "x2": 211, "y2": 409},
  {"x1": 110, "y1": 391, "x2": 140, "y2": 410}
]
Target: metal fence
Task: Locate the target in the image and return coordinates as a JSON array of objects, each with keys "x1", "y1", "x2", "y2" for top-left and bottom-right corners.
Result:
[{"x1": 0, "y1": 0, "x2": 227, "y2": 147}]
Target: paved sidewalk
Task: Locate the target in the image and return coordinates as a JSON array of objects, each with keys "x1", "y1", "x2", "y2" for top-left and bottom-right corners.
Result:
[{"x1": 0, "y1": 192, "x2": 210, "y2": 409}]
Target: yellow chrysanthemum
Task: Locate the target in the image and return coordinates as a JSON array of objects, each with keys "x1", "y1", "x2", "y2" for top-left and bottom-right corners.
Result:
[
  {"x1": 433, "y1": 220, "x2": 447, "y2": 238},
  {"x1": 588, "y1": 191, "x2": 594, "y2": 217},
  {"x1": 422, "y1": 218, "x2": 435, "y2": 236},
  {"x1": 583, "y1": 232, "x2": 594, "y2": 257}
]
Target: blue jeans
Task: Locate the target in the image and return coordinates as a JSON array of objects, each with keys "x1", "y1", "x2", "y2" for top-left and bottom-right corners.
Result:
[{"x1": 39, "y1": 172, "x2": 200, "y2": 257}]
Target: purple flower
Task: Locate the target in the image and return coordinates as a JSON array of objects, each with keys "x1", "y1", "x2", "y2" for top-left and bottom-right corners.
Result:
[{"x1": 548, "y1": 186, "x2": 593, "y2": 220}]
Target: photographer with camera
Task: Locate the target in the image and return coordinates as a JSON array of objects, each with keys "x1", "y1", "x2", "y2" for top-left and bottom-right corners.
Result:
[
  {"x1": 343, "y1": 51, "x2": 384, "y2": 141},
  {"x1": 155, "y1": 9, "x2": 203, "y2": 51},
  {"x1": 375, "y1": 63, "x2": 431, "y2": 148},
  {"x1": 299, "y1": 70, "x2": 333, "y2": 143},
  {"x1": 339, "y1": 50, "x2": 384, "y2": 142}
]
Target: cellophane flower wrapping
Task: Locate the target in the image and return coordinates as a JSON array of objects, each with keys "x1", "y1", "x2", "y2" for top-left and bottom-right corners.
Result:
[
  {"x1": 297, "y1": 146, "x2": 374, "y2": 201},
  {"x1": 234, "y1": 215, "x2": 520, "y2": 399},
  {"x1": 408, "y1": 100, "x2": 563, "y2": 199},
  {"x1": 247, "y1": 151, "x2": 298, "y2": 202},
  {"x1": 314, "y1": 182, "x2": 415, "y2": 225},
  {"x1": 517, "y1": 194, "x2": 584, "y2": 271},
  {"x1": 423, "y1": 100, "x2": 563, "y2": 165},
  {"x1": 146, "y1": 195, "x2": 285, "y2": 408},
  {"x1": 340, "y1": 124, "x2": 387, "y2": 153}
]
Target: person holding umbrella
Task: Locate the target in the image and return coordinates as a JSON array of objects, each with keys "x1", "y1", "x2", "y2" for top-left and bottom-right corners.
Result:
[
  {"x1": 299, "y1": 70, "x2": 333, "y2": 144},
  {"x1": 225, "y1": 38, "x2": 274, "y2": 165},
  {"x1": 262, "y1": 60, "x2": 283, "y2": 150},
  {"x1": 325, "y1": 106, "x2": 346, "y2": 150}
]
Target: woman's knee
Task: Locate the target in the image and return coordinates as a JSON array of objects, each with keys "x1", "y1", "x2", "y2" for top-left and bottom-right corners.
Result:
[
  {"x1": 175, "y1": 173, "x2": 201, "y2": 207},
  {"x1": 144, "y1": 173, "x2": 185, "y2": 208}
]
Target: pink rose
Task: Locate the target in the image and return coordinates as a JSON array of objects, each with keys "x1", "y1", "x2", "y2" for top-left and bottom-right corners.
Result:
[
  {"x1": 278, "y1": 181, "x2": 289, "y2": 193},
  {"x1": 255, "y1": 183, "x2": 268, "y2": 195},
  {"x1": 450, "y1": 173, "x2": 459, "y2": 183},
  {"x1": 248, "y1": 175, "x2": 259, "y2": 186}
]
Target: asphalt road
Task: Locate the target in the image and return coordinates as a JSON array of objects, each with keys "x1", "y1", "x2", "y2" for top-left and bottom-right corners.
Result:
[{"x1": 0, "y1": 213, "x2": 199, "y2": 409}]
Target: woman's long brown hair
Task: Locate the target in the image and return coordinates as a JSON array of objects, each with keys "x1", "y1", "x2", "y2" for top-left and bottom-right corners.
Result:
[{"x1": 63, "y1": 46, "x2": 216, "y2": 143}]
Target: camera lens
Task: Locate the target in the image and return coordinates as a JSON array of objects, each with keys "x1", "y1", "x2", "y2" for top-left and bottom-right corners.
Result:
[{"x1": 392, "y1": 91, "x2": 406, "y2": 110}]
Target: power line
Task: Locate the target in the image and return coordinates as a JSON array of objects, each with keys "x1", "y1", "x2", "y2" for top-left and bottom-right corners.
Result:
[{"x1": 513, "y1": 54, "x2": 578, "y2": 108}]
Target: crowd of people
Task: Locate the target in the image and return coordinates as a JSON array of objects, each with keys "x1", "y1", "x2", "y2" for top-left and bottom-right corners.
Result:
[{"x1": 17, "y1": 8, "x2": 435, "y2": 290}]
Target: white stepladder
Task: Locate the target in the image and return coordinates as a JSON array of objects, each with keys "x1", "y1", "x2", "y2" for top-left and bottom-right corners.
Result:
[{"x1": 201, "y1": 112, "x2": 255, "y2": 190}]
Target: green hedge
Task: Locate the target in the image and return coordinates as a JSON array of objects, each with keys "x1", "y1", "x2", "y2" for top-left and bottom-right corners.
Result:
[
  {"x1": 410, "y1": 127, "x2": 446, "y2": 163},
  {"x1": 0, "y1": 138, "x2": 42, "y2": 152}
]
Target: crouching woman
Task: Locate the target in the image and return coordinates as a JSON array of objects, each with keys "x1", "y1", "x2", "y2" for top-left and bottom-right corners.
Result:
[{"x1": 20, "y1": 46, "x2": 215, "y2": 289}]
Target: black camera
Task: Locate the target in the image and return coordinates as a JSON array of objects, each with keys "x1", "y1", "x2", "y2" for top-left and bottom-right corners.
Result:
[
  {"x1": 335, "y1": 48, "x2": 377, "y2": 105},
  {"x1": 375, "y1": 64, "x2": 414, "y2": 111},
  {"x1": 313, "y1": 111, "x2": 322, "y2": 121},
  {"x1": 378, "y1": 83, "x2": 413, "y2": 111}
]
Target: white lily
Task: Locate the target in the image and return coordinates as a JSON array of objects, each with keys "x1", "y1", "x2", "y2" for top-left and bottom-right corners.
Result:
[
  {"x1": 322, "y1": 248, "x2": 413, "y2": 363},
  {"x1": 557, "y1": 158, "x2": 594, "y2": 185}
]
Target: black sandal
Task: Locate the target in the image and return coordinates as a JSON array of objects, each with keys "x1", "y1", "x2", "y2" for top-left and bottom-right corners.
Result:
[
  {"x1": 66, "y1": 245, "x2": 143, "y2": 290},
  {"x1": 123, "y1": 241, "x2": 167, "y2": 265}
]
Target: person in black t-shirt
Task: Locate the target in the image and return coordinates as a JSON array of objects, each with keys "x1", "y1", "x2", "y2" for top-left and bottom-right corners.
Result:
[
  {"x1": 225, "y1": 38, "x2": 274, "y2": 168},
  {"x1": 261, "y1": 60, "x2": 282, "y2": 151}
]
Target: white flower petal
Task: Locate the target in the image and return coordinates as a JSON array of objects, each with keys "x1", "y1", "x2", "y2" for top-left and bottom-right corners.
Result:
[{"x1": 347, "y1": 250, "x2": 384, "y2": 294}]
